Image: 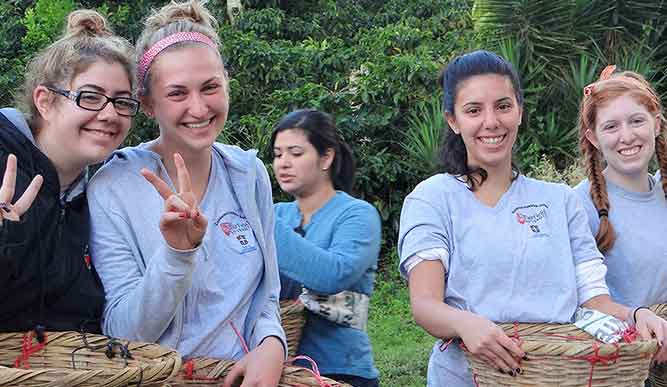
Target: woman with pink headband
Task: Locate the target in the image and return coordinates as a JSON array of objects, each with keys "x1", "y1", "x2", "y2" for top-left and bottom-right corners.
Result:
[{"x1": 87, "y1": 1, "x2": 286, "y2": 386}]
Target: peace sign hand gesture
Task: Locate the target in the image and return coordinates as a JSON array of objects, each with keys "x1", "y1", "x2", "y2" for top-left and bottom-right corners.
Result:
[
  {"x1": 0, "y1": 154, "x2": 43, "y2": 223},
  {"x1": 140, "y1": 153, "x2": 208, "y2": 251}
]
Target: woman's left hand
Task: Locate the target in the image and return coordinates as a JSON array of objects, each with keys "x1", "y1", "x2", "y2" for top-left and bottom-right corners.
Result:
[
  {"x1": 223, "y1": 336, "x2": 284, "y2": 387},
  {"x1": 0, "y1": 154, "x2": 43, "y2": 222},
  {"x1": 635, "y1": 308, "x2": 667, "y2": 364}
]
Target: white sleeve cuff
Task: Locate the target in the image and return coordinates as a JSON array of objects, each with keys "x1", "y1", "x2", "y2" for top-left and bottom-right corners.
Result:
[
  {"x1": 402, "y1": 247, "x2": 449, "y2": 277},
  {"x1": 576, "y1": 258, "x2": 610, "y2": 304}
]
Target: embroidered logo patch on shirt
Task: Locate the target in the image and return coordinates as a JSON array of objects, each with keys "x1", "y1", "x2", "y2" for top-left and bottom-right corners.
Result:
[
  {"x1": 512, "y1": 204, "x2": 550, "y2": 237},
  {"x1": 215, "y1": 212, "x2": 258, "y2": 255}
]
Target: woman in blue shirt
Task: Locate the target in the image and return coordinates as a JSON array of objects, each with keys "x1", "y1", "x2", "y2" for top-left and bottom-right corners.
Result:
[{"x1": 271, "y1": 109, "x2": 381, "y2": 387}]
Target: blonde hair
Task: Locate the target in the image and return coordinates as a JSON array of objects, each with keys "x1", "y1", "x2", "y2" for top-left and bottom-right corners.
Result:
[
  {"x1": 17, "y1": 9, "x2": 135, "y2": 134},
  {"x1": 578, "y1": 69, "x2": 667, "y2": 253},
  {"x1": 136, "y1": 0, "x2": 221, "y2": 96}
]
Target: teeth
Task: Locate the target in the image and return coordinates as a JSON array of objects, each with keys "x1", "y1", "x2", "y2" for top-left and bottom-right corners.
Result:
[
  {"x1": 619, "y1": 146, "x2": 640, "y2": 156},
  {"x1": 480, "y1": 135, "x2": 504, "y2": 144},
  {"x1": 185, "y1": 119, "x2": 212, "y2": 129},
  {"x1": 86, "y1": 129, "x2": 114, "y2": 137}
]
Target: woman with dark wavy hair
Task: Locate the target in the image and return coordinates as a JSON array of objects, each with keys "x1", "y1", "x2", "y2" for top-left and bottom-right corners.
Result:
[{"x1": 271, "y1": 109, "x2": 380, "y2": 387}]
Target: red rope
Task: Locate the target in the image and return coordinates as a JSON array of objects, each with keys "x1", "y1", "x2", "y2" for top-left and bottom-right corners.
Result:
[
  {"x1": 181, "y1": 358, "x2": 222, "y2": 382},
  {"x1": 462, "y1": 322, "x2": 635, "y2": 387},
  {"x1": 182, "y1": 320, "x2": 331, "y2": 387},
  {"x1": 620, "y1": 326, "x2": 638, "y2": 343},
  {"x1": 545, "y1": 333, "x2": 589, "y2": 341},
  {"x1": 230, "y1": 321, "x2": 250, "y2": 355},
  {"x1": 181, "y1": 320, "x2": 250, "y2": 382},
  {"x1": 13, "y1": 332, "x2": 48, "y2": 369},
  {"x1": 567, "y1": 341, "x2": 621, "y2": 387},
  {"x1": 546, "y1": 326, "x2": 638, "y2": 344},
  {"x1": 285, "y1": 355, "x2": 333, "y2": 387}
]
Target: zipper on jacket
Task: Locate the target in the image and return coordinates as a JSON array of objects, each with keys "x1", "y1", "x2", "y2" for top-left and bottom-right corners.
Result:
[{"x1": 56, "y1": 202, "x2": 66, "y2": 243}]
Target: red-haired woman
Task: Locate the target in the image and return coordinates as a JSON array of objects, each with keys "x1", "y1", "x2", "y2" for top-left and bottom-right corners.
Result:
[{"x1": 575, "y1": 65, "x2": 667, "y2": 330}]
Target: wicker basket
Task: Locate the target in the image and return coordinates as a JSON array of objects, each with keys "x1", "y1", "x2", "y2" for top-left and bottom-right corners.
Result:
[
  {"x1": 0, "y1": 330, "x2": 182, "y2": 386},
  {"x1": 170, "y1": 357, "x2": 352, "y2": 386},
  {"x1": 648, "y1": 304, "x2": 667, "y2": 387},
  {"x1": 463, "y1": 322, "x2": 657, "y2": 387},
  {"x1": 280, "y1": 300, "x2": 306, "y2": 358}
]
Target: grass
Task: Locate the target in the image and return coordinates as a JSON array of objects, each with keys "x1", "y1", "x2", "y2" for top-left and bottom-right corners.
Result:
[{"x1": 368, "y1": 255, "x2": 433, "y2": 387}]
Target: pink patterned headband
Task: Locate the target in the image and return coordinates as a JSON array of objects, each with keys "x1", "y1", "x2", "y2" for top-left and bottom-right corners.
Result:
[{"x1": 137, "y1": 32, "x2": 217, "y2": 87}]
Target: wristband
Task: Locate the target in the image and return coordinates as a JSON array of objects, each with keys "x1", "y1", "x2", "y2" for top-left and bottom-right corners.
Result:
[{"x1": 632, "y1": 306, "x2": 651, "y2": 325}]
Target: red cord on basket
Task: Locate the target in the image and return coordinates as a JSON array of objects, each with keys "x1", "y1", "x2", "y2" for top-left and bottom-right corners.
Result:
[
  {"x1": 286, "y1": 355, "x2": 333, "y2": 387},
  {"x1": 568, "y1": 341, "x2": 621, "y2": 387},
  {"x1": 182, "y1": 358, "x2": 221, "y2": 382},
  {"x1": 14, "y1": 331, "x2": 48, "y2": 369},
  {"x1": 620, "y1": 326, "x2": 638, "y2": 343},
  {"x1": 185, "y1": 320, "x2": 332, "y2": 387},
  {"x1": 183, "y1": 321, "x2": 250, "y2": 382},
  {"x1": 465, "y1": 322, "x2": 635, "y2": 387},
  {"x1": 230, "y1": 321, "x2": 250, "y2": 355}
]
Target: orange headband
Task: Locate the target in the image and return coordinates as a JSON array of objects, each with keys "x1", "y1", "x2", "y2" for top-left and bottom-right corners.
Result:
[{"x1": 583, "y1": 65, "x2": 617, "y2": 96}]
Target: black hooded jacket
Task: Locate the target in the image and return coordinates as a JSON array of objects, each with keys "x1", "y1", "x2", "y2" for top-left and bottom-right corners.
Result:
[{"x1": 0, "y1": 110, "x2": 104, "y2": 333}]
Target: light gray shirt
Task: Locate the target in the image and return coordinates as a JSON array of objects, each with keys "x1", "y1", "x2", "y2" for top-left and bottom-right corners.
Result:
[
  {"x1": 398, "y1": 174, "x2": 602, "y2": 387},
  {"x1": 88, "y1": 142, "x2": 286, "y2": 359},
  {"x1": 176, "y1": 152, "x2": 263, "y2": 358},
  {"x1": 575, "y1": 175, "x2": 667, "y2": 308}
]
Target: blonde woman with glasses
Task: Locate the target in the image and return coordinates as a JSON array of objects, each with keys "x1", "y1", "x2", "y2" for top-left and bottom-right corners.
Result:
[{"x1": 0, "y1": 9, "x2": 136, "y2": 336}]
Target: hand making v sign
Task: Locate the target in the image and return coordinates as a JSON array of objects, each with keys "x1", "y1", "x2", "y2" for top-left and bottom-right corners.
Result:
[
  {"x1": 0, "y1": 154, "x2": 43, "y2": 223},
  {"x1": 140, "y1": 153, "x2": 208, "y2": 251}
]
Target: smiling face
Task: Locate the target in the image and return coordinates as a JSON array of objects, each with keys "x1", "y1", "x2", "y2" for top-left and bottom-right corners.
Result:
[
  {"x1": 586, "y1": 93, "x2": 659, "y2": 186},
  {"x1": 143, "y1": 44, "x2": 228, "y2": 154},
  {"x1": 272, "y1": 128, "x2": 334, "y2": 198},
  {"x1": 38, "y1": 60, "x2": 132, "y2": 166},
  {"x1": 445, "y1": 73, "x2": 522, "y2": 173}
]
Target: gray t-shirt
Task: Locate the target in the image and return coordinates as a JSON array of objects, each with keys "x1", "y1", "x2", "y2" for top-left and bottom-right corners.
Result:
[
  {"x1": 398, "y1": 174, "x2": 602, "y2": 387},
  {"x1": 574, "y1": 174, "x2": 667, "y2": 308},
  {"x1": 178, "y1": 151, "x2": 263, "y2": 358}
]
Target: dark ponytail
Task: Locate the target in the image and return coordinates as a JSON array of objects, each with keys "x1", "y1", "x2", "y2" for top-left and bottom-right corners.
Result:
[
  {"x1": 439, "y1": 50, "x2": 523, "y2": 190},
  {"x1": 270, "y1": 109, "x2": 356, "y2": 193}
]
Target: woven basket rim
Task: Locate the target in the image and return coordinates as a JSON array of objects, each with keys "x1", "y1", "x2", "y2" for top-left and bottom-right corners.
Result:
[
  {"x1": 0, "y1": 330, "x2": 182, "y2": 386},
  {"x1": 174, "y1": 356, "x2": 353, "y2": 386},
  {"x1": 457, "y1": 322, "x2": 659, "y2": 358}
]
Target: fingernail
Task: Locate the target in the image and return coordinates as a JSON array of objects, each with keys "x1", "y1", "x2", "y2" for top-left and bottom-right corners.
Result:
[
  {"x1": 516, "y1": 368, "x2": 523, "y2": 375},
  {"x1": 498, "y1": 368, "x2": 505, "y2": 374},
  {"x1": 179, "y1": 213, "x2": 188, "y2": 218},
  {"x1": 509, "y1": 370, "x2": 516, "y2": 377},
  {"x1": 522, "y1": 355, "x2": 529, "y2": 361}
]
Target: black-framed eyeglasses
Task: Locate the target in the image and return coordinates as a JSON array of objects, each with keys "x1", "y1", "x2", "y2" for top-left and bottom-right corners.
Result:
[{"x1": 46, "y1": 86, "x2": 140, "y2": 117}]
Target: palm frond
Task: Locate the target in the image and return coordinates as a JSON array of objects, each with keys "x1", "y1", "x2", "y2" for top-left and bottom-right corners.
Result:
[{"x1": 401, "y1": 96, "x2": 445, "y2": 174}]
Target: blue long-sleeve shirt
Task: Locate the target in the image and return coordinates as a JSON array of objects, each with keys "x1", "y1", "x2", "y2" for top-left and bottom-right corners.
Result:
[{"x1": 274, "y1": 191, "x2": 380, "y2": 379}]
